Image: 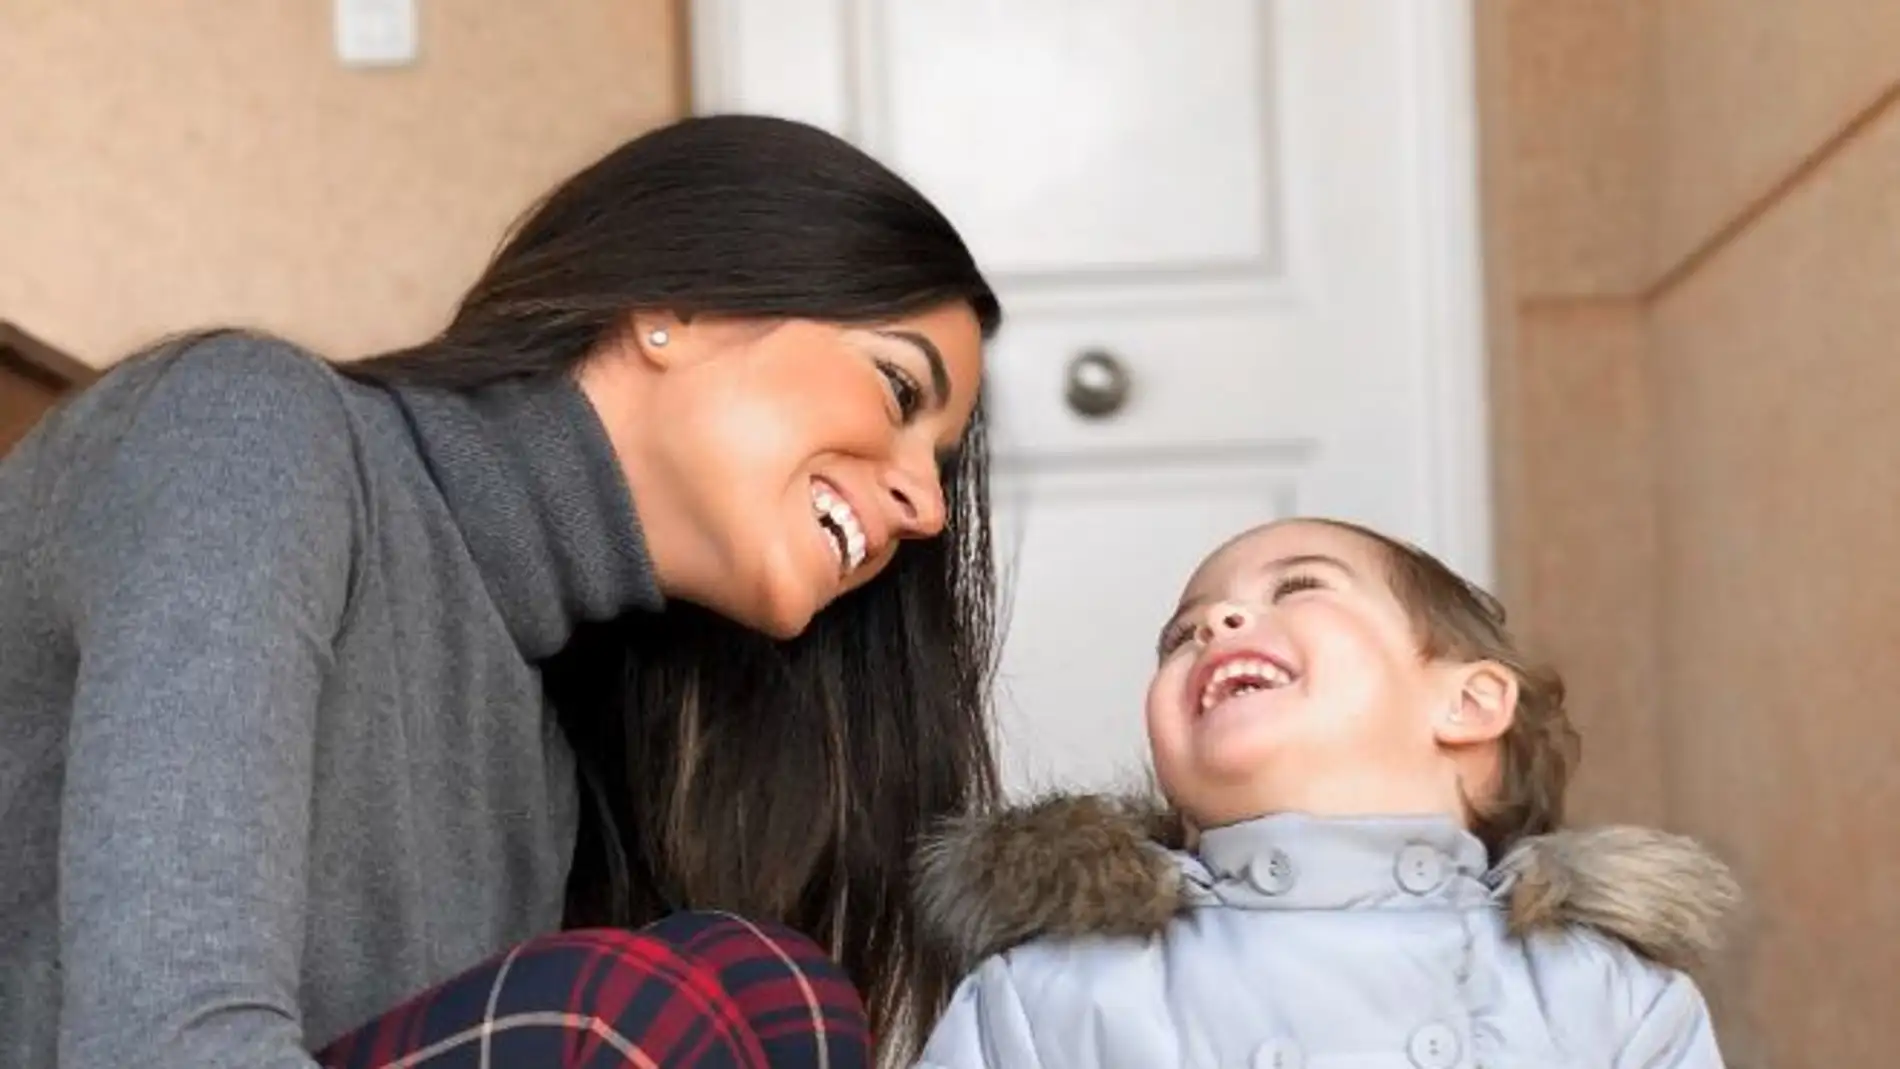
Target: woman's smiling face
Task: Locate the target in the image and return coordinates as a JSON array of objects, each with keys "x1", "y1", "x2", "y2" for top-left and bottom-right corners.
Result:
[{"x1": 605, "y1": 302, "x2": 985, "y2": 638}]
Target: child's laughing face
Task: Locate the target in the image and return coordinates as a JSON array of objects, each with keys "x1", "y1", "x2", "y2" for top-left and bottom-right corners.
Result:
[{"x1": 1145, "y1": 520, "x2": 1512, "y2": 829}]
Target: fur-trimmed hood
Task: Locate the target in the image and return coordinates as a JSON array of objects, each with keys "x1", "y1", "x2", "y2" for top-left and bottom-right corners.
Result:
[{"x1": 915, "y1": 793, "x2": 1740, "y2": 973}]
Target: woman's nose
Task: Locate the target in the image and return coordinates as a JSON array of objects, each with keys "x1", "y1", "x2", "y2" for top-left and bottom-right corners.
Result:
[
  {"x1": 885, "y1": 459, "x2": 947, "y2": 537},
  {"x1": 1194, "y1": 602, "x2": 1253, "y2": 643}
]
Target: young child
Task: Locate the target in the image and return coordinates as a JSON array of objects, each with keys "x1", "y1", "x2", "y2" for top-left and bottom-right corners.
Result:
[{"x1": 913, "y1": 518, "x2": 1738, "y2": 1069}]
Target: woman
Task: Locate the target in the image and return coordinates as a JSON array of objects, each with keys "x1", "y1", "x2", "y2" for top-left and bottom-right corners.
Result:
[{"x1": 0, "y1": 114, "x2": 1002, "y2": 1068}]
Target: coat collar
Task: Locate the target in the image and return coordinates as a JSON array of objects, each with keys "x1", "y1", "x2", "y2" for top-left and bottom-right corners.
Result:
[
  {"x1": 1183, "y1": 812, "x2": 1493, "y2": 912},
  {"x1": 914, "y1": 793, "x2": 1740, "y2": 973}
]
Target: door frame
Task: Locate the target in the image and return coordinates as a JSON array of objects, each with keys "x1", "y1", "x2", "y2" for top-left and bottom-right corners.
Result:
[{"x1": 682, "y1": 0, "x2": 1495, "y2": 586}]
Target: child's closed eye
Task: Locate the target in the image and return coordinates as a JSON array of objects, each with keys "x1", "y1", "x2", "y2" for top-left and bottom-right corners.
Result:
[
  {"x1": 1271, "y1": 573, "x2": 1326, "y2": 600},
  {"x1": 1157, "y1": 620, "x2": 1194, "y2": 657}
]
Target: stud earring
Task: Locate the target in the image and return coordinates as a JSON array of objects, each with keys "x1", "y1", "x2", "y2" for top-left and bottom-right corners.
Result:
[{"x1": 648, "y1": 328, "x2": 670, "y2": 347}]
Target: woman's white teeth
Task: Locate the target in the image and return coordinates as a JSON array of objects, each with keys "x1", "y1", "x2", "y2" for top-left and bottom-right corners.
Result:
[
  {"x1": 1200, "y1": 658, "x2": 1295, "y2": 712},
  {"x1": 811, "y1": 483, "x2": 867, "y2": 573}
]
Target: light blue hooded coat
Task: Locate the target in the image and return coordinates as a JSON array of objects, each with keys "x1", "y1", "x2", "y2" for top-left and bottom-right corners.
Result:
[{"x1": 912, "y1": 796, "x2": 1738, "y2": 1069}]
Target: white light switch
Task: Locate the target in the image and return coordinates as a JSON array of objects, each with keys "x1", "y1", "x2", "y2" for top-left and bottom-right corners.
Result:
[{"x1": 335, "y1": 0, "x2": 418, "y2": 68}]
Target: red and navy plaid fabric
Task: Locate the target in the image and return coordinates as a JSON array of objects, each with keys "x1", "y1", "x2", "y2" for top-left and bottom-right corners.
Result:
[{"x1": 317, "y1": 911, "x2": 870, "y2": 1068}]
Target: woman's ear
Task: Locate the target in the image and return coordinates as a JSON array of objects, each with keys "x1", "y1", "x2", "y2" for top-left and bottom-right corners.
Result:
[
  {"x1": 626, "y1": 313, "x2": 690, "y2": 369},
  {"x1": 1434, "y1": 661, "x2": 1518, "y2": 746}
]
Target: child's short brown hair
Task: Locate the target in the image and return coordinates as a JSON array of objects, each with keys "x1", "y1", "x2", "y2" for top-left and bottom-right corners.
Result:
[{"x1": 1317, "y1": 519, "x2": 1580, "y2": 857}]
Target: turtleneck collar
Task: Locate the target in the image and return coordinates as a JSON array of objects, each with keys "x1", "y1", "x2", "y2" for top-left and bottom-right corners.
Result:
[
  {"x1": 389, "y1": 373, "x2": 664, "y2": 660},
  {"x1": 1183, "y1": 812, "x2": 1495, "y2": 912}
]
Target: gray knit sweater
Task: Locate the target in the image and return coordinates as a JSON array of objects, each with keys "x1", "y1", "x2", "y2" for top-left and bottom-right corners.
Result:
[{"x1": 0, "y1": 333, "x2": 662, "y2": 1068}]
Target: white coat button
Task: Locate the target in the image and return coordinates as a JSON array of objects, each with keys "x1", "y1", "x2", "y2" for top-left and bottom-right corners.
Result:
[
  {"x1": 1407, "y1": 1022, "x2": 1460, "y2": 1069},
  {"x1": 1250, "y1": 1038, "x2": 1304, "y2": 1069},
  {"x1": 1246, "y1": 848, "x2": 1296, "y2": 895},
  {"x1": 1395, "y1": 844, "x2": 1446, "y2": 894}
]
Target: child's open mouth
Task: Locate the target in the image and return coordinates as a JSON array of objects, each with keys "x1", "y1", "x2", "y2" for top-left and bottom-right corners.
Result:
[{"x1": 1198, "y1": 657, "x2": 1297, "y2": 715}]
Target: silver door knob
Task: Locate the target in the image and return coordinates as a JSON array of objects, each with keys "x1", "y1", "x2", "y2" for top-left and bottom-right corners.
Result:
[{"x1": 1064, "y1": 349, "x2": 1131, "y2": 418}]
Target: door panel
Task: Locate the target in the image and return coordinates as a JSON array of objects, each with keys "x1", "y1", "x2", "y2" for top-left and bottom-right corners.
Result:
[{"x1": 876, "y1": 0, "x2": 1277, "y2": 276}]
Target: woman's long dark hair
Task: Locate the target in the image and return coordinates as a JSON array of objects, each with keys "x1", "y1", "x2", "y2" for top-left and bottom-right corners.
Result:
[{"x1": 337, "y1": 114, "x2": 1003, "y2": 1059}]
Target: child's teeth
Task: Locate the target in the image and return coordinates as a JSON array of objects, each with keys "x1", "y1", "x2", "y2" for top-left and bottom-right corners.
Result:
[{"x1": 1199, "y1": 658, "x2": 1295, "y2": 712}]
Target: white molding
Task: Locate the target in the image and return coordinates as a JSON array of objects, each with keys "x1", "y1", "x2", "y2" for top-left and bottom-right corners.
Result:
[
  {"x1": 688, "y1": 0, "x2": 855, "y2": 132},
  {"x1": 686, "y1": 0, "x2": 728, "y2": 114},
  {"x1": 1403, "y1": 0, "x2": 1496, "y2": 589}
]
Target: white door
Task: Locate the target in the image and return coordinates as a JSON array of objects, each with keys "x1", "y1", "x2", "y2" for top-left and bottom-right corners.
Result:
[{"x1": 691, "y1": 0, "x2": 1493, "y2": 798}]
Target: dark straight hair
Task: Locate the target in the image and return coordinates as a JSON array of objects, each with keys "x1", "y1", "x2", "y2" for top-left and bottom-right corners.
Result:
[{"x1": 338, "y1": 114, "x2": 1003, "y2": 1059}]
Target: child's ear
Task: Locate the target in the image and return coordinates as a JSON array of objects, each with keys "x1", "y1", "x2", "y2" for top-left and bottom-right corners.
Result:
[{"x1": 1434, "y1": 661, "x2": 1517, "y2": 746}]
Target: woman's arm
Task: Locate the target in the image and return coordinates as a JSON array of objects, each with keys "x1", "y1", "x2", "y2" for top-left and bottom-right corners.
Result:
[{"x1": 52, "y1": 337, "x2": 358, "y2": 1069}]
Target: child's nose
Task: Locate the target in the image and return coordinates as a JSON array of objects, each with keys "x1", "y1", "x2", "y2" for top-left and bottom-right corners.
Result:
[{"x1": 1196, "y1": 603, "x2": 1253, "y2": 642}]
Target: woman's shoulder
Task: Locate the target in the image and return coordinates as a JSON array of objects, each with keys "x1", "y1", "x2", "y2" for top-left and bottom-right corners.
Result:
[
  {"x1": 106, "y1": 329, "x2": 354, "y2": 419},
  {"x1": 42, "y1": 329, "x2": 381, "y2": 473},
  {"x1": 14, "y1": 330, "x2": 379, "y2": 529}
]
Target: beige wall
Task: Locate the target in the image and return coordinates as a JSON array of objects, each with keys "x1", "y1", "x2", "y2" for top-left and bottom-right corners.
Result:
[
  {"x1": 1482, "y1": 2, "x2": 1900, "y2": 1065},
  {"x1": 0, "y1": 0, "x2": 687, "y2": 366},
  {"x1": 1481, "y1": 0, "x2": 1666, "y2": 833}
]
